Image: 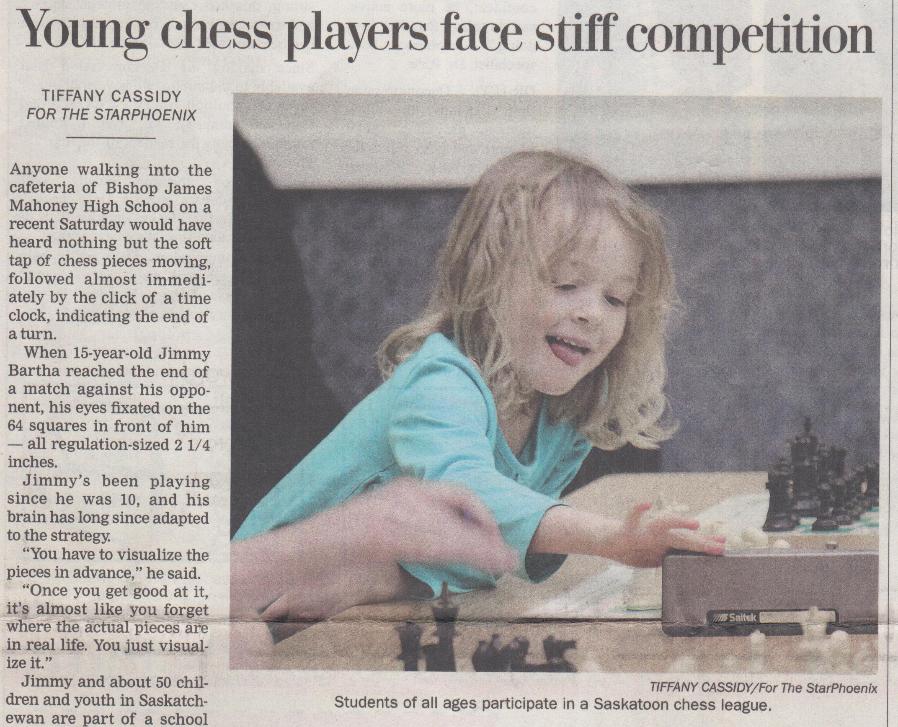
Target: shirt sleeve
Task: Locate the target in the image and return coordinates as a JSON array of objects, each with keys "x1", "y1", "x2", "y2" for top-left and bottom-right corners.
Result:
[{"x1": 388, "y1": 355, "x2": 567, "y2": 596}]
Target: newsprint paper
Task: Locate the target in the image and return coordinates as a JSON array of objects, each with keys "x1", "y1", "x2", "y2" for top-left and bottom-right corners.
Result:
[{"x1": 1, "y1": 0, "x2": 896, "y2": 725}]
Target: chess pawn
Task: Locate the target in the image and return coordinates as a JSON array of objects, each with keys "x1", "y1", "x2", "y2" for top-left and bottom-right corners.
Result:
[
  {"x1": 471, "y1": 641, "x2": 491, "y2": 672},
  {"x1": 763, "y1": 459, "x2": 796, "y2": 532},
  {"x1": 471, "y1": 634, "x2": 504, "y2": 672},
  {"x1": 741, "y1": 527, "x2": 769, "y2": 548},
  {"x1": 826, "y1": 630, "x2": 850, "y2": 673},
  {"x1": 829, "y1": 476, "x2": 853, "y2": 526},
  {"x1": 811, "y1": 482, "x2": 838, "y2": 531}
]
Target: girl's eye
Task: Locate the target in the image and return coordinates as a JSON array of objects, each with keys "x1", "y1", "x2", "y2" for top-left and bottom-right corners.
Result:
[
  {"x1": 606, "y1": 295, "x2": 626, "y2": 308},
  {"x1": 554, "y1": 283, "x2": 577, "y2": 292}
]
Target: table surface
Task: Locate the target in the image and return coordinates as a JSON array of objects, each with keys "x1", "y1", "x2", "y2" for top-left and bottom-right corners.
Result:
[{"x1": 268, "y1": 472, "x2": 879, "y2": 672}]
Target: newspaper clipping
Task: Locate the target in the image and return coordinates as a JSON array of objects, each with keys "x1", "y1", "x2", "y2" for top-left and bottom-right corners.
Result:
[{"x1": 2, "y1": 1, "x2": 895, "y2": 725}]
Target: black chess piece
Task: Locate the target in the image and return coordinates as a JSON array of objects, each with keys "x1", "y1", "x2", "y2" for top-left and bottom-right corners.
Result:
[
  {"x1": 829, "y1": 476, "x2": 853, "y2": 526},
  {"x1": 476, "y1": 634, "x2": 505, "y2": 672},
  {"x1": 503, "y1": 637, "x2": 529, "y2": 672},
  {"x1": 525, "y1": 636, "x2": 577, "y2": 672},
  {"x1": 790, "y1": 417, "x2": 821, "y2": 516},
  {"x1": 791, "y1": 416, "x2": 819, "y2": 461},
  {"x1": 396, "y1": 621, "x2": 422, "y2": 671},
  {"x1": 811, "y1": 481, "x2": 838, "y2": 531},
  {"x1": 471, "y1": 640, "x2": 491, "y2": 672},
  {"x1": 763, "y1": 458, "x2": 796, "y2": 532},
  {"x1": 829, "y1": 446, "x2": 847, "y2": 478},
  {"x1": 422, "y1": 582, "x2": 458, "y2": 672}
]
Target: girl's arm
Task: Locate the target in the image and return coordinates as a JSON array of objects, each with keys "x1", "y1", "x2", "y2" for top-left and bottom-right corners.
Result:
[{"x1": 530, "y1": 502, "x2": 725, "y2": 568}]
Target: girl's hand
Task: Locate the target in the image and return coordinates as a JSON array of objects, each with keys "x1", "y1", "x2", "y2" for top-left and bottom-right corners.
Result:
[{"x1": 606, "y1": 502, "x2": 725, "y2": 568}]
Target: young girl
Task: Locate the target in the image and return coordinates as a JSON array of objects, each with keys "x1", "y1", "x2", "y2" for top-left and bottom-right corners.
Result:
[{"x1": 235, "y1": 150, "x2": 723, "y2": 603}]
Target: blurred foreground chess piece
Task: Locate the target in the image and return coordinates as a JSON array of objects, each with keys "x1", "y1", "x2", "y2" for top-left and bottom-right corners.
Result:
[
  {"x1": 422, "y1": 582, "x2": 458, "y2": 671},
  {"x1": 396, "y1": 621, "x2": 422, "y2": 671}
]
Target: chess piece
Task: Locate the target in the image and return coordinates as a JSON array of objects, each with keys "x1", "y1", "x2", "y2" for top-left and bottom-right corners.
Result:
[
  {"x1": 478, "y1": 634, "x2": 506, "y2": 671},
  {"x1": 763, "y1": 458, "x2": 797, "y2": 532},
  {"x1": 669, "y1": 655, "x2": 697, "y2": 673},
  {"x1": 538, "y1": 636, "x2": 577, "y2": 672},
  {"x1": 811, "y1": 481, "x2": 838, "y2": 531},
  {"x1": 502, "y1": 637, "x2": 529, "y2": 672},
  {"x1": 852, "y1": 643, "x2": 876, "y2": 672},
  {"x1": 826, "y1": 630, "x2": 850, "y2": 673},
  {"x1": 396, "y1": 621, "x2": 422, "y2": 671},
  {"x1": 741, "y1": 527, "x2": 769, "y2": 548},
  {"x1": 423, "y1": 582, "x2": 458, "y2": 671},
  {"x1": 829, "y1": 476, "x2": 853, "y2": 526},
  {"x1": 748, "y1": 629, "x2": 766, "y2": 673},
  {"x1": 471, "y1": 641, "x2": 491, "y2": 672},
  {"x1": 721, "y1": 655, "x2": 739, "y2": 672},
  {"x1": 820, "y1": 446, "x2": 853, "y2": 524},
  {"x1": 800, "y1": 608, "x2": 828, "y2": 672},
  {"x1": 790, "y1": 417, "x2": 821, "y2": 516}
]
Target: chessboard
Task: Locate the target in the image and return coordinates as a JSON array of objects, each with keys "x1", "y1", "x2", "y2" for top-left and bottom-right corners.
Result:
[
  {"x1": 529, "y1": 491, "x2": 878, "y2": 621},
  {"x1": 268, "y1": 419, "x2": 880, "y2": 673}
]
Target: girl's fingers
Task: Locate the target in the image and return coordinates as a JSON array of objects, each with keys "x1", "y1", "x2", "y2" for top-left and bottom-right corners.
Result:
[
  {"x1": 625, "y1": 502, "x2": 652, "y2": 528},
  {"x1": 668, "y1": 530, "x2": 725, "y2": 555},
  {"x1": 651, "y1": 516, "x2": 700, "y2": 531}
]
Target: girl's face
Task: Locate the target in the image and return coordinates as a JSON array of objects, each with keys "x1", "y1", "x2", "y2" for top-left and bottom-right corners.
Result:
[{"x1": 498, "y1": 208, "x2": 641, "y2": 399}]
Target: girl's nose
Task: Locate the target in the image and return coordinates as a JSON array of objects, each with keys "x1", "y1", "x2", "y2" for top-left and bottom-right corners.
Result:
[{"x1": 575, "y1": 294, "x2": 603, "y2": 325}]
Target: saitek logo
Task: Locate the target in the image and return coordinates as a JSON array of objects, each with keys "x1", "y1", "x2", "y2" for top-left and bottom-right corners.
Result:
[{"x1": 710, "y1": 611, "x2": 760, "y2": 624}]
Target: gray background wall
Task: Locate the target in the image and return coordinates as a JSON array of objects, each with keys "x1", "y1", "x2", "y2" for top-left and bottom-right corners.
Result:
[{"x1": 289, "y1": 179, "x2": 880, "y2": 473}]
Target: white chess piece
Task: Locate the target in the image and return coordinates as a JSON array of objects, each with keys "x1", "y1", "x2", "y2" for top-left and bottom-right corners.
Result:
[
  {"x1": 669, "y1": 655, "x2": 697, "y2": 673},
  {"x1": 741, "y1": 527, "x2": 769, "y2": 548},
  {"x1": 852, "y1": 643, "x2": 876, "y2": 672},
  {"x1": 826, "y1": 630, "x2": 850, "y2": 673},
  {"x1": 800, "y1": 607, "x2": 828, "y2": 670},
  {"x1": 748, "y1": 629, "x2": 766, "y2": 673}
]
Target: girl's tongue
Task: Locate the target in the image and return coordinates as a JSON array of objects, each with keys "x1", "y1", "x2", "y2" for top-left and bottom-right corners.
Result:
[{"x1": 547, "y1": 335, "x2": 588, "y2": 366}]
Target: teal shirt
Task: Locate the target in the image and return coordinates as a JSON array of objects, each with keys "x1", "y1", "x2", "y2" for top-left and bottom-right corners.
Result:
[{"x1": 234, "y1": 333, "x2": 592, "y2": 595}]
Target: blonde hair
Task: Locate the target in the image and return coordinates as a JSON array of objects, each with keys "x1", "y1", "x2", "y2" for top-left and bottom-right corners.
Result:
[{"x1": 378, "y1": 150, "x2": 677, "y2": 450}]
